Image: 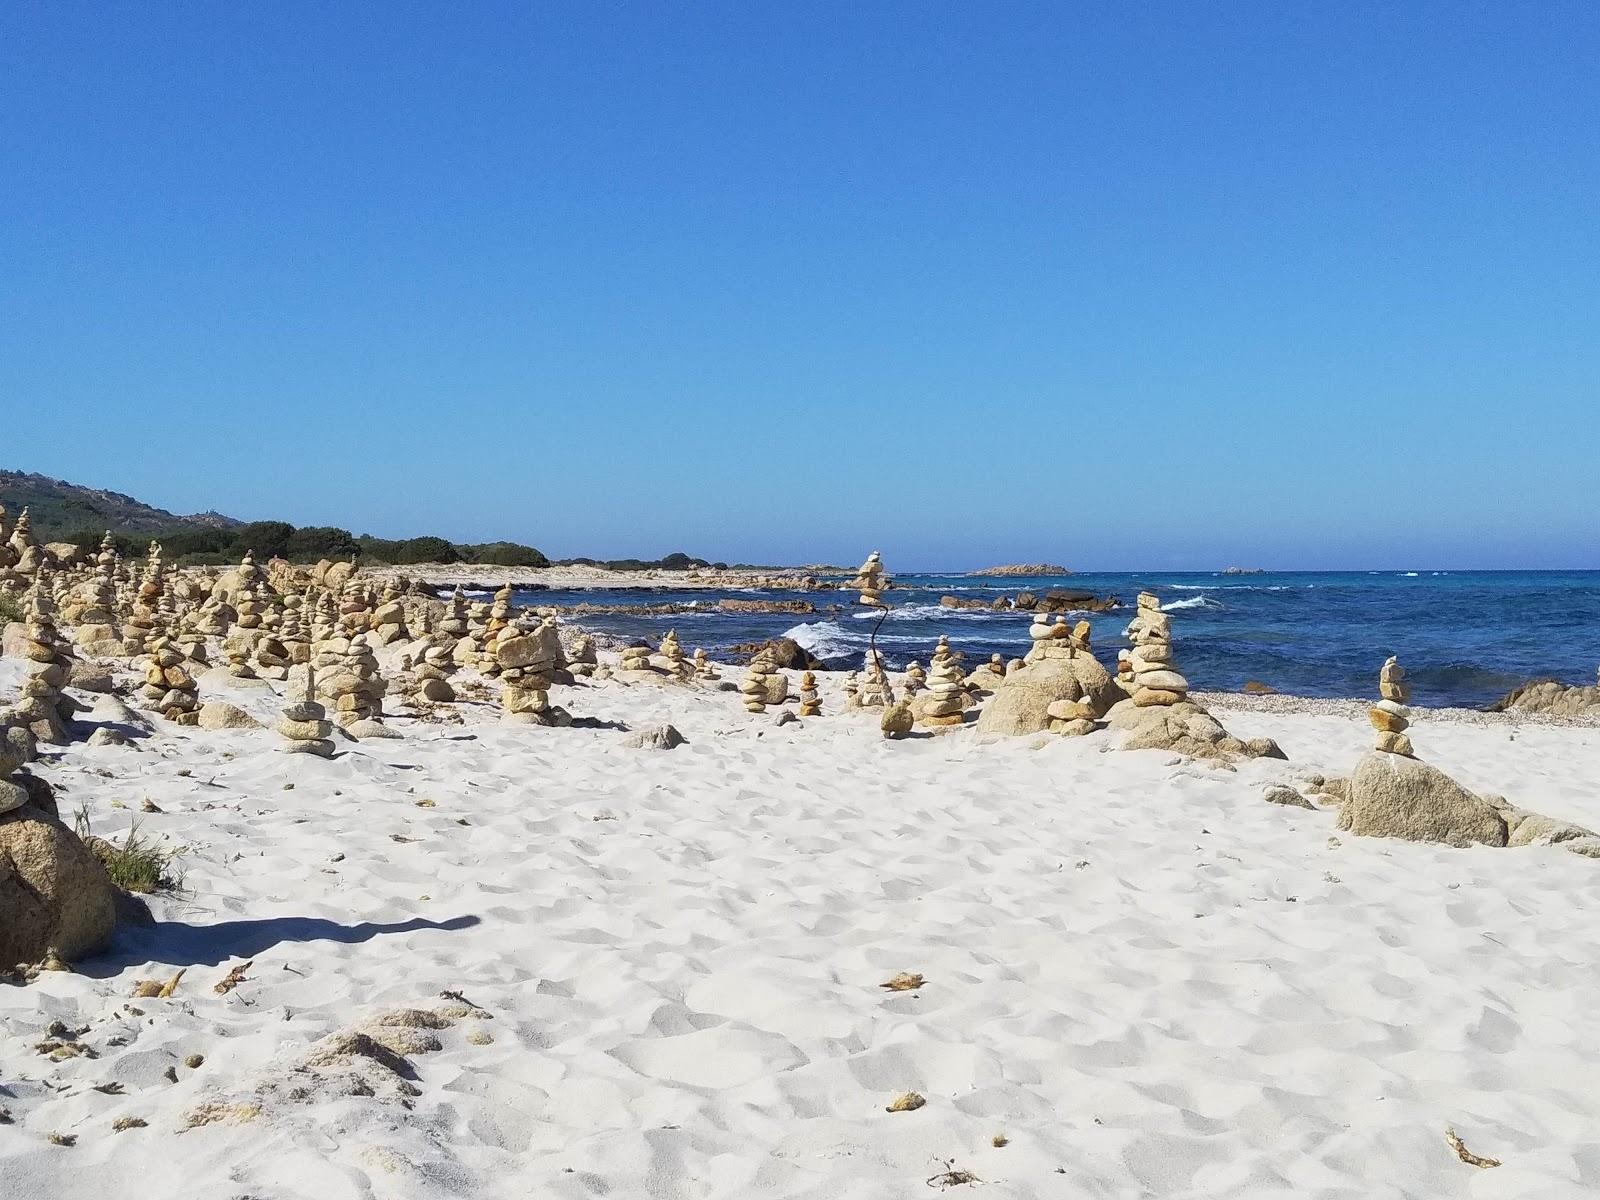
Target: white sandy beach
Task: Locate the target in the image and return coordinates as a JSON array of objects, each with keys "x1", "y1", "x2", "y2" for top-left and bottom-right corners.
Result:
[{"x1": 4, "y1": 653, "x2": 1600, "y2": 1200}]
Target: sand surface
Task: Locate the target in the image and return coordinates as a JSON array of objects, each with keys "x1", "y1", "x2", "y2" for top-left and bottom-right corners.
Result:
[{"x1": 4, "y1": 657, "x2": 1600, "y2": 1199}]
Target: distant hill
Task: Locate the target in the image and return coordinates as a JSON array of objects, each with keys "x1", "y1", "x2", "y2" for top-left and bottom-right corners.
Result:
[{"x1": 0, "y1": 469, "x2": 243, "y2": 541}]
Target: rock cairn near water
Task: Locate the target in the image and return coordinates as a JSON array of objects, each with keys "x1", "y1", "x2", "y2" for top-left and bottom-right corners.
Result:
[
  {"x1": 967, "y1": 653, "x2": 1008, "y2": 692},
  {"x1": 901, "y1": 661, "x2": 926, "y2": 695},
  {"x1": 618, "y1": 642, "x2": 654, "y2": 674},
  {"x1": 798, "y1": 671, "x2": 821, "y2": 716},
  {"x1": 278, "y1": 662, "x2": 336, "y2": 757},
  {"x1": 498, "y1": 617, "x2": 568, "y2": 726},
  {"x1": 857, "y1": 648, "x2": 894, "y2": 709},
  {"x1": 122, "y1": 542, "x2": 165, "y2": 653},
  {"x1": 741, "y1": 649, "x2": 776, "y2": 713},
  {"x1": 854, "y1": 551, "x2": 889, "y2": 608},
  {"x1": 655, "y1": 630, "x2": 690, "y2": 680},
  {"x1": 918, "y1": 636, "x2": 967, "y2": 728},
  {"x1": 692, "y1": 648, "x2": 719, "y2": 681},
  {"x1": 1124, "y1": 593, "x2": 1188, "y2": 706},
  {"x1": 1370, "y1": 656, "x2": 1414, "y2": 756}
]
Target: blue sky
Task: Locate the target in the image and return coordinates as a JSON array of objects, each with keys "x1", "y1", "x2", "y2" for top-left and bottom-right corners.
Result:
[{"x1": 2, "y1": 2, "x2": 1596, "y2": 569}]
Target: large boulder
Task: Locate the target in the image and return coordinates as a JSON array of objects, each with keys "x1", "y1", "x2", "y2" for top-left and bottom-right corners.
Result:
[
  {"x1": 198, "y1": 701, "x2": 262, "y2": 731},
  {"x1": 975, "y1": 660, "x2": 1083, "y2": 737},
  {"x1": 729, "y1": 637, "x2": 825, "y2": 671},
  {"x1": 1108, "y1": 699, "x2": 1285, "y2": 760},
  {"x1": 1338, "y1": 753, "x2": 1508, "y2": 848},
  {"x1": 0, "y1": 779, "x2": 119, "y2": 964},
  {"x1": 1486, "y1": 678, "x2": 1600, "y2": 718}
]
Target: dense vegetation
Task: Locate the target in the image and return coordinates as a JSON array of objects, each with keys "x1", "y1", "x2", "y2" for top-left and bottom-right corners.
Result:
[
  {"x1": 61, "y1": 522, "x2": 548, "y2": 568},
  {"x1": 552, "y1": 552, "x2": 725, "y2": 571}
]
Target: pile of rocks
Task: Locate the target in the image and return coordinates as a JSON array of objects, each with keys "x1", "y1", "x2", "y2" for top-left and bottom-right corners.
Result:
[
  {"x1": 1122, "y1": 593, "x2": 1189, "y2": 706},
  {"x1": 854, "y1": 551, "x2": 889, "y2": 607},
  {"x1": 497, "y1": 617, "x2": 568, "y2": 726},
  {"x1": 798, "y1": 671, "x2": 821, "y2": 716},
  {"x1": 122, "y1": 542, "x2": 165, "y2": 652},
  {"x1": 1370, "y1": 656, "x2": 1414, "y2": 756},
  {"x1": 567, "y1": 633, "x2": 599, "y2": 678},
  {"x1": 9, "y1": 583, "x2": 79, "y2": 743},
  {"x1": 692, "y1": 648, "x2": 719, "y2": 681},
  {"x1": 856, "y1": 649, "x2": 894, "y2": 708},
  {"x1": 72, "y1": 532, "x2": 124, "y2": 655},
  {"x1": 654, "y1": 630, "x2": 690, "y2": 681},
  {"x1": 901, "y1": 660, "x2": 926, "y2": 695},
  {"x1": 369, "y1": 583, "x2": 410, "y2": 645},
  {"x1": 278, "y1": 663, "x2": 336, "y2": 757},
  {"x1": 321, "y1": 630, "x2": 389, "y2": 736},
  {"x1": 143, "y1": 633, "x2": 200, "y2": 724},
  {"x1": 618, "y1": 642, "x2": 654, "y2": 674},
  {"x1": 966, "y1": 653, "x2": 1008, "y2": 692},
  {"x1": 917, "y1": 637, "x2": 966, "y2": 728},
  {"x1": 741, "y1": 649, "x2": 776, "y2": 713}
]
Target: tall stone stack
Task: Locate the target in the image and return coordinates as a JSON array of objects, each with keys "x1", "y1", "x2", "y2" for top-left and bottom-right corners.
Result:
[
  {"x1": 74, "y1": 533, "x2": 125, "y2": 655},
  {"x1": 843, "y1": 672, "x2": 860, "y2": 709},
  {"x1": 122, "y1": 542, "x2": 165, "y2": 652},
  {"x1": 1371, "y1": 656, "x2": 1414, "y2": 756},
  {"x1": 0, "y1": 503, "x2": 13, "y2": 573},
  {"x1": 278, "y1": 662, "x2": 336, "y2": 758},
  {"x1": 142, "y1": 632, "x2": 200, "y2": 724},
  {"x1": 655, "y1": 630, "x2": 690, "y2": 680},
  {"x1": 1025, "y1": 614, "x2": 1076, "y2": 664},
  {"x1": 411, "y1": 624, "x2": 458, "y2": 702},
  {"x1": 741, "y1": 649, "x2": 776, "y2": 713},
  {"x1": 7, "y1": 508, "x2": 44, "y2": 577},
  {"x1": 854, "y1": 551, "x2": 889, "y2": 607},
  {"x1": 234, "y1": 552, "x2": 267, "y2": 631},
  {"x1": 496, "y1": 617, "x2": 567, "y2": 725},
  {"x1": 324, "y1": 629, "x2": 387, "y2": 734},
  {"x1": 856, "y1": 648, "x2": 894, "y2": 708},
  {"x1": 1124, "y1": 593, "x2": 1188, "y2": 707},
  {"x1": 10, "y1": 582, "x2": 78, "y2": 744},
  {"x1": 798, "y1": 671, "x2": 821, "y2": 716},
  {"x1": 339, "y1": 576, "x2": 371, "y2": 639},
  {"x1": 918, "y1": 636, "x2": 966, "y2": 728},
  {"x1": 691, "y1": 648, "x2": 719, "y2": 681}
]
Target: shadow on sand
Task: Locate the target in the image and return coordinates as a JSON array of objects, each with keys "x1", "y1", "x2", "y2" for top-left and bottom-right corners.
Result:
[{"x1": 80, "y1": 913, "x2": 481, "y2": 977}]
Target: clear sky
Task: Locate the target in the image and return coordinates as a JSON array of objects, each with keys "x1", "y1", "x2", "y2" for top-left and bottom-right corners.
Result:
[{"x1": 2, "y1": 3, "x2": 1596, "y2": 570}]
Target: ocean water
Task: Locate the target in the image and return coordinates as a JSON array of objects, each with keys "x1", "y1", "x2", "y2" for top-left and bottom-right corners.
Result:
[{"x1": 509, "y1": 571, "x2": 1600, "y2": 709}]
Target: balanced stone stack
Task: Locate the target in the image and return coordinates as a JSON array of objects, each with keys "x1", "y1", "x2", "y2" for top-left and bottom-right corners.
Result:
[
  {"x1": 327, "y1": 631, "x2": 387, "y2": 732},
  {"x1": 798, "y1": 671, "x2": 821, "y2": 716},
  {"x1": 73, "y1": 532, "x2": 124, "y2": 654},
  {"x1": 1044, "y1": 696, "x2": 1099, "y2": 736},
  {"x1": 1124, "y1": 593, "x2": 1188, "y2": 707},
  {"x1": 618, "y1": 642, "x2": 654, "y2": 674},
  {"x1": 143, "y1": 633, "x2": 200, "y2": 724},
  {"x1": 278, "y1": 662, "x2": 336, "y2": 757},
  {"x1": 497, "y1": 618, "x2": 567, "y2": 725},
  {"x1": 411, "y1": 629, "x2": 457, "y2": 702},
  {"x1": 369, "y1": 583, "x2": 410, "y2": 645},
  {"x1": 1371, "y1": 656, "x2": 1414, "y2": 756},
  {"x1": 11, "y1": 583, "x2": 79, "y2": 743},
  {"x1": 843, "y1": 672, "x2": 860, "y2": 709},
  {"x1": 918, "y1": 637, "x2": 966, "y2": 727},
  {"x1": 7, "y1": 508, "x2": 44, "y2": 576},
  {"x1": 966, "y1": 653, "x2": 1009, "y2": 691},
  {"x1": 854, "y1": 551, "x2": 889, "y2": 608},
  {"x1": 902, "y1": 661, "x2": 926, "y2": 695},
  {"x1": 1025, "y1": 614, "x2": 1075, "y2": 664},
  {"x1": 122, "y1": 542, "x2": 165, "y2": 653},
  {"x1": 692, "y1": 648, "x2": 719, "y2": 681},
  {"x1": 655, "y1": 630, "x2": 691, "y2": 681},
  {"x1": 856, "y1": 648, "x2": 894, "y2": 708},
  {"x1": 482, "y1": 584, "x2": 515, "y2": 658},
  {"x1": 567, "y1": 633, "x2": 599, "y2": 678},
  {"x1": 234, "y1": 553, "x2": 267, "y2": 631},
  {"x1": 741, "y1": 650, "x2": 776, "y2": 713}
]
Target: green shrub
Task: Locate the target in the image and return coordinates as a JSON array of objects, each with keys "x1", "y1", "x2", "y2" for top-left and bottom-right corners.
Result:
[{"x1": 73, "y1": 810, "x2": 184, "y2": 894}]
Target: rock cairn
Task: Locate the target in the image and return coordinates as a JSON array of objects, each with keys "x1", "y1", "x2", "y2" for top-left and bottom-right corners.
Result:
[
  {"x1": 854, "y1": 551, "x2": 889, "y2": 607},
  {"x1": 1044, "y1": 696, "x2": 1098, "y2": 736},
  {"x1": 1371, "y1": 656, "x2": 1414, "y2": 756},
  {"x1": 918, "y1": 636, "x2": 966, "y2": 727},
  {"x1": 902, "y1": 661, "x2": 926, "y2": 695},
  {"x1": 278, "y1": 662, "x2": 336, "y2": 757},
  {"x1": 967, "y1": 653, "x2": 1008, "y2": 691},
  {"x1": 143, "y1": 632, "x2": 200, "y2": 724},
  {"x1": 692, "y1": 648, "x2": 719, "y2": 681},
  {"x1": 618, "y1": 642, "x2": 654, "y2": 674},
  {"x1": 498, "y1": 617, "x2": 568, "y2": 726},
  {"x1": 880, "y1": 697, "x2": 914, "y2": 739},
  {"x1": 122, "y1": 542, "x2": 165, "y2": 652},
  {"x1": 7, "y1": 508, "x2": 43, "y2": 575},
  {"x1": 370, "y1": 583, "x2": 410, "y2": 645},
  {"x1": 74, "y1": 533, "x2": 123, "y2": 653},
  {"x1": 326, "y1": 629, "x2": 386, "y2": 732},
  {"x1": 843, "y1": 672, "x2": 860, "y2": 709},
  {"x1": 656, "y1": 630, "x2": 690, "y2": 680},
  {"x1": 856, "y1": 648, "x2": 894, "y2": 708},
  {"x1": 1124, "y1": 593, "x2": 1188, "y2": 707},
  {"x1": 798, "y1": 671, "x2": 821, "y2": 716},
  {"x1": 741, "y1": 649, "x2": 776, "y2": 713},
  {"x1": 568, "y1": 633, "x2": 599, "y2": 678},
  {"x1": 11, "y1": 582, "x2": 78, "y2": 743}
]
